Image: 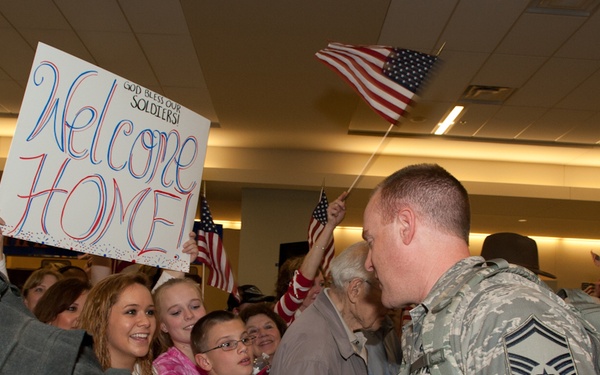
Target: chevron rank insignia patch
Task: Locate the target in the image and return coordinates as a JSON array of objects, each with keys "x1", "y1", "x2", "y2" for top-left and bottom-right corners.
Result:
[{"x1": 503, "y1": 315, "x2": 576, "y2": 375}]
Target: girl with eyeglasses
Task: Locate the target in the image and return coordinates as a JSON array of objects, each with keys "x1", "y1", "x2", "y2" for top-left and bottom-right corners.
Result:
[{"x1": 191, "y1": 310, "x2": 255, "y2": 375}]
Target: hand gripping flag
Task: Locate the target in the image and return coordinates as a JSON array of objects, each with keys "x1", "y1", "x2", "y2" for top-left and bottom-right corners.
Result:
[
  {"x1": 316, "y1": 42, "x2": 438, "y2": 124},
  {"x1": 308, "y1": 188, "x2": 335, "y2": 274},
  {"x1": 197, "y1": 195, "x2": 239, "y2": 298}
]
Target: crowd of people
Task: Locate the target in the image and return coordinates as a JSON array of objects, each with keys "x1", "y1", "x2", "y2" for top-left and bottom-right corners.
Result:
[{"x1": 1, "y1": 164, "x2": 600, "y2": 374}]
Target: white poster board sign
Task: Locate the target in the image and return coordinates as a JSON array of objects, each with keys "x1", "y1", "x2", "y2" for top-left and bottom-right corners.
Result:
[{"x1": 0, "y1": 43, "x2": 210, "y2": 272}]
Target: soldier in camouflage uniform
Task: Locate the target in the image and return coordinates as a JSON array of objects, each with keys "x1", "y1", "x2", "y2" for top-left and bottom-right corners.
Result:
[{"x1": 362, "y1": 163, "x2": 599, "y2": 374}]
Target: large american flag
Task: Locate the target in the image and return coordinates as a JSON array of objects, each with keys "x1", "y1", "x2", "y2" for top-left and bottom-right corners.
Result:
[
  {"x1": 308, "y1": 188, "x2": 335, "y2": 274},
  {"x1": 197, "y1": 195, "x2": 239, "y2": 298},
  {"x1": 315, "y1": 42, "x2": 438, "y2": 124}
]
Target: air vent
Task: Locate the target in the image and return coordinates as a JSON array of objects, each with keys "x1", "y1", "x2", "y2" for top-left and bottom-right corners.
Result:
[
  {"x1": 460, "y1": 85, "x2": 515, "y2": 104},
  {"x1": 527, "y1": 0, "x2": 600, "y2": 16}
]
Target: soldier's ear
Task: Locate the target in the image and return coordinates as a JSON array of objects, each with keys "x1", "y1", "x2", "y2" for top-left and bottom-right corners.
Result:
[{"x1": 397, "y1": 207, "x2": 415, "y2": 245}]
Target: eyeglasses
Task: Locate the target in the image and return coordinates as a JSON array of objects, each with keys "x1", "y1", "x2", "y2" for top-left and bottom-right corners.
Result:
[{"x1": 201, "y1": 336, "x2": 255, "y2": 354}]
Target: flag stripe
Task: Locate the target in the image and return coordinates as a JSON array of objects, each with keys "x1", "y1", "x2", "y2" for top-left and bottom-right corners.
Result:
[
  {"x1": 307, "y1": 188, "x2": 335, "y2": 274},
  {"x1": 326, "y1": 43, "x2": 415, "y2": 100},
  {"x1": 316, "y1": 51, "x2": 409, "y2": 124},
  {"x1": 316, "y1": 51, "x2": 411, "y2": 123},
  {"x1": 317, "y1": 46, "x2": 413, "y2": 121},
  {"x1": 197, "y1": 195, "x2": 239, "y2": 298},
  {"x1": 316, "y1": 42, "x2": 437, "y2": 124}
]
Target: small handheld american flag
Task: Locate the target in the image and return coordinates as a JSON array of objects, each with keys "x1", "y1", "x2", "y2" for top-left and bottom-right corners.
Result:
[
  {"x1": 197, "y1": 195, "x2": 239, "y2": 299},
  {"x1": 307, "y1": 188, "x2": 335, "y2": 274}
]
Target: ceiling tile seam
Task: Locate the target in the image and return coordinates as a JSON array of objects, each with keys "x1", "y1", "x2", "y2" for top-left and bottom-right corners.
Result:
[
  {"x1": 507, "y1": 57, "x2": 600, "y2": 141},
  {"x1": 0, "y1": 10, "x2": 36, "y2": 86},
  {"x1": 554, "y1": 110, "x2": 598, "y2": 142},
  {"x1": 428, "y1": 1, "x2": 460, "y2": 57},
  {"x1": 436, "y1": 6, "x2": 530, "y2": 129},
  {"x1": 178, "y1": 4, "x2": 215, "y2": 108},
  {"x1": 509, "y1": 13, "x2": 597, "y2": 108},
  {"x1": 471, "y1": 7, "x2": 600, "y2": 145},
  {"x1": 459, "y1": 5, "x2": 526, "y2": 90},
  {"x1": 52, "y1": 0, "x2": 99, "y2": 66},
  {"x1": 512, "y1": 106, "x2": 555, "y2": 140},
  {"x1": 553, "y1": 60, "x2": 600, "y2": 113},
  {"x1": 374, "y1": 1, "x2": 392, "y2": 47},
  {"x1": 116, "y1": 0, "x2": 163, "y2": 95},
  {"x1": 470, "y1": 105, "x2": 503, "y2": 138}
]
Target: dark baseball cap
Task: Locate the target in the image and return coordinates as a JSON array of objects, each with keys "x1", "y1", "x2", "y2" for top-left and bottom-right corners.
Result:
[{"x1": 227, "y1": 284, "x2": 276, "y2": 311}]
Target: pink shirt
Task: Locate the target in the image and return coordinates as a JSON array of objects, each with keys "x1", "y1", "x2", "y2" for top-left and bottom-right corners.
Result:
[{"x1": 153, "y1": 347, "x2": 207, "y2": 375}]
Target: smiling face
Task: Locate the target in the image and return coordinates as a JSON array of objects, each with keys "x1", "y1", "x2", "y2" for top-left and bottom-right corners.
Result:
[
  {"x1": 24, "y1": 274, "x2": 59, "y2": 311},
  {"x1": 245, "y1": 313, "x2": 281, "y2": 357},
  {"x1": 158, "y1": 282, "x2": 206, "y2": 348},
  {"x1": 196, "y1": 319, "x2": 254, "y2": 375},
  {"x1": 106, "y1": 283, "x2": 156, "y2": 371},
  {"x1": 50, "y1": 290, "x2": 89, "y2": 330}
]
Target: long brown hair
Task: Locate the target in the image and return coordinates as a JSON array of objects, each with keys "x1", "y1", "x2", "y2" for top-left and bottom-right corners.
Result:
[
  {"x1": 34, "y1": 277, "x2": 90, "y2": 324},
  {"x1": 78, "y1": 272, "x2": 155, "y2": 374},
  {"x1": 275, "y1": 256, "x2": 304, "y2": 299}
]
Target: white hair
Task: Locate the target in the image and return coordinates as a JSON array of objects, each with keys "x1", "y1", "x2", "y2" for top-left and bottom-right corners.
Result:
[{"x1": 329, "y1": 241, "x2": 373, "y2": 291}]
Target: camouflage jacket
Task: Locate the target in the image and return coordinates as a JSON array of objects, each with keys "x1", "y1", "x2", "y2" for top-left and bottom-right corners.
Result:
[{"x1": 401, "y1": 256, "x2": 599, "y2": 375}]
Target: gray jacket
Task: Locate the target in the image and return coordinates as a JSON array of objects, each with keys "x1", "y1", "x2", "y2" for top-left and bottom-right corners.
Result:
[
  {"x1": 270, "y1": 290, "x2": 368, "y2": 375},
  {"x1": 0, "y1": 273, "x2": 128, "y2": 375}
]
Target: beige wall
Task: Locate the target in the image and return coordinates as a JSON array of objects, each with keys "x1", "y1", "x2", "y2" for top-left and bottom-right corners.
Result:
[
  {"x1": 230, "y1": 226, "x2": 600, "y2": 297},
  {"x1": 237, "y1": 188, "x2": 318, "y2": 295},
  {"x1": 467, "y1": 234, "x2": 600, "y2": 292},
  {"x1": 228, "y1": 188, "x2": 600, "y2": 297},
  {"x1": 8, "y1": 188, "x2": 600, "y2": 312},
  {"x1": 175, "y1": 188, "x2": 370, "y2": 312}
]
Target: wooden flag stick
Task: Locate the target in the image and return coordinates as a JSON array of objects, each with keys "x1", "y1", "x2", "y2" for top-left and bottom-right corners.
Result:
[
  {"x1": 436, "y1": 41, "x2": 446, "y2": 56},
  {"x1": 347, "y1": 123, "x2": 395, "y2": 194},
  {"x1": 201, "y1": 263, "x2": 206, "y2": 299}
]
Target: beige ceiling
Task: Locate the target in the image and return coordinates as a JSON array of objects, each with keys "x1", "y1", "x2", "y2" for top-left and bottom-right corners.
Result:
[{"x1": 2, "y1": 0, "x2": 600, "y2": 239}]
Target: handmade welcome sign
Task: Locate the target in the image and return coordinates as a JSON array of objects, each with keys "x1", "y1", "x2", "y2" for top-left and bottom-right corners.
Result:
[{"x1": 0, "y1": 43, "x2": 210, "y2": 272}]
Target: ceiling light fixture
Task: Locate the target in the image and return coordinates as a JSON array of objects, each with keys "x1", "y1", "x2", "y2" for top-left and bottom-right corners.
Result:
[
  {"x1": 433, "y1": 105, "x2": 464, "y2": 135},
  {"x1": 527, "y1": 0, "x2": 600, "y2": 17}
]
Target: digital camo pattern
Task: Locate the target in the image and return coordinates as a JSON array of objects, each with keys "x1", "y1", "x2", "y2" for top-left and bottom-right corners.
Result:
[
  {"x1": 505, "y1": 316, "x2": 575, "y2": 374},
  {"x1": 401, "y1": 257, "x2": 598, "y2": 375}
]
